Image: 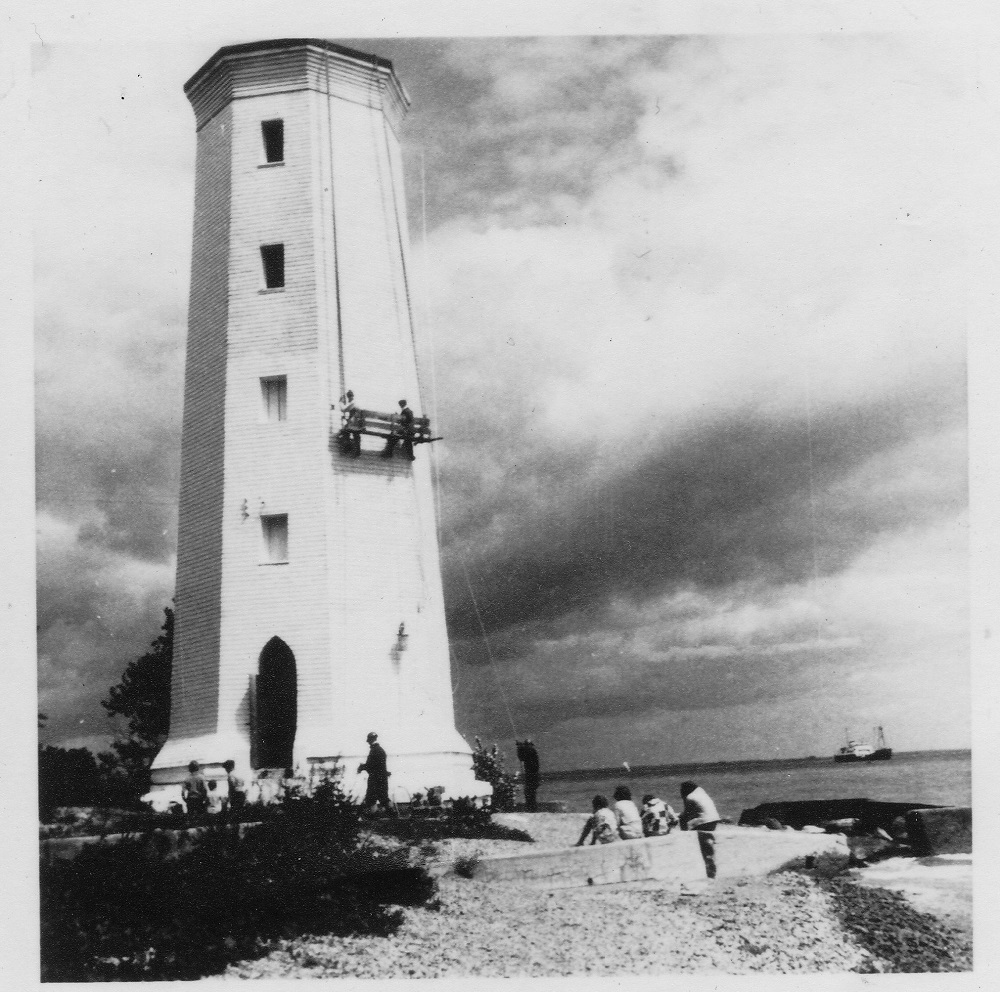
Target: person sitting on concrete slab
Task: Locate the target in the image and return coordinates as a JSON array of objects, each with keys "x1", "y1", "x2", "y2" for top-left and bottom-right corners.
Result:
[
  {"x1": 576, "y1": 794, "x2": 619, "y2": 846},
  {"x1": 641, "y1": 793, "x2": 680, "y2": 836},
  {"x1": 679, "y1": 780, "x2": 720, "y2": 879},
  {"x1": 612, "y1": 785, "x2": 644, "y2": 839}
]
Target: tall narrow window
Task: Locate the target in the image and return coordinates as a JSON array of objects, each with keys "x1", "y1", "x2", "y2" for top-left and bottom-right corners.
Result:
[
  {"x1": 260, "y1": 375, "x2": 287, "y2": 422},
  {"x1": 261, "y1": 119, "x2": 284, "y2": 163},
  {"x1": 261, "y1": 514, "x2": 288, "y2": 563},
  {"x1": 260, "y1": 244, "x2": 285, "y2": 289}
]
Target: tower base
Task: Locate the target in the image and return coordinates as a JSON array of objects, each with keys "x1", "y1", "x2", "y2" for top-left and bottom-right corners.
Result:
[{"x1": 146, "y1": 732, "x2": 492, "y2": 811}]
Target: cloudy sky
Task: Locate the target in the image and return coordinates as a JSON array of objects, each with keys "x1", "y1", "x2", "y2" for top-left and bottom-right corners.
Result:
[{"x1": 32, "y1": 15, "x2": 975, "y2": 769}]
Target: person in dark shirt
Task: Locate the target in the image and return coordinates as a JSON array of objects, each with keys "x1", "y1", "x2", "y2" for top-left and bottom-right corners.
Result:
[
  {"x1": 516, "y1": 739, "x2": 541, "y2": 811},
  {"x1": 383, "y1": 399, "x2": 415, "y2": 461},
  {"x1": 358, "y1": 732, "x2": 392, "y2": 813},
  {"x1": 223, "y1": 759, "x2": 247, "y2": 816},
  {"x1": 182, "y1": 760, "x2": 209, "y2": 818}
]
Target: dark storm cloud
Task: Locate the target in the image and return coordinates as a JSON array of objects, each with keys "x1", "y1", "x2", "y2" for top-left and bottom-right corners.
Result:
[
  {"x1": 442, "y1": 374, "x2": 967, "y2": 640},
  {"x1": 36, "y1": 526, "x2": 172, "y2": 748},
  {"x1": 34, "y1": 301, "x2": 184, "y2": 564},
  {"x1": 453, "y1": 633, "x2": 855, "y2": 731}
]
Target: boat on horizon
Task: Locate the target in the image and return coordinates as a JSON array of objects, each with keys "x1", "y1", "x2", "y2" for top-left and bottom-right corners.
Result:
[{"x1": 834, "y1": 726, "x2": 892, "y2": 763}]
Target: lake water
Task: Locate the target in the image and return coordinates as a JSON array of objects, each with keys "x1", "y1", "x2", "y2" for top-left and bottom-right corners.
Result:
[{"x1": 538, "y1": 750, "x2": 971, "y2": 818}]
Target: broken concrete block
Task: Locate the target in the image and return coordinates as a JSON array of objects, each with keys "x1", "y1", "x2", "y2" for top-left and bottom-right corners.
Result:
[{"x1": 904, "y1": 807, "x2": 971, "y2": 855}]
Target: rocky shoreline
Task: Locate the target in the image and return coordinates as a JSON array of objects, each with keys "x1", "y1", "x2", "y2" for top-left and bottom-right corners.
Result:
[{"x1": 220, "y1": 813, "x2": 972, "y2": 978}]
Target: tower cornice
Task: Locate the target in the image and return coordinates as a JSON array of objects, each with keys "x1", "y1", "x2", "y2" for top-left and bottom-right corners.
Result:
[{"x1": 185, "y1": 39, "x2": 410, "y2": 135}]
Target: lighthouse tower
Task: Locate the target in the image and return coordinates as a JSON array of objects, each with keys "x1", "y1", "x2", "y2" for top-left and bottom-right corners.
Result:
[{"x1": 151, "y1": 40, "x2": 485, "y2": 803}]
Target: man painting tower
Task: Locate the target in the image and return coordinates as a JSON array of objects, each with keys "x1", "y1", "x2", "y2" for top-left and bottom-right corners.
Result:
[{"x1": 149, "y1": 40, "x2": 486, "y2": 806}]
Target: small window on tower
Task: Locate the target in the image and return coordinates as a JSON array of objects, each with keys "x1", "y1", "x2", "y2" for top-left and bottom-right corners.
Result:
[
  {"x1": 261, "y1": 119, "x2": 284, "y2": 163},
  {"x1": 261, "y1": 514, "x2": 289, "y2": 564},
  {"x1": 260, "y1": 244, "x2": 285, "y2": 289},
  {"x1": 260, "y1": 376, "x2": 287, "y2": 422}
]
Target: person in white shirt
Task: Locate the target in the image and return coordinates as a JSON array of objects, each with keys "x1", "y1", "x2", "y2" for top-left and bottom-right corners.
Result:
[
  {"x1": 576, "y1": 795, "x2": 619, "y2": 845},
  {"x1": 612, "y1": 785, "x2": 644, "y2": 840},
  {"x1": 679, "y1": 780, "x2": 721, "y2": 878},
  {"x1": 337, "y1": 389, "x2": 362, "y2": 456}
]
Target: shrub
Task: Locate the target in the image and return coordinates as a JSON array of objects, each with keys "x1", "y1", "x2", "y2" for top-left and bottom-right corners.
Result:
[
  {"x1": 372, "y1": 797, "x2": 533, "y2": 845},
  {"x1": 40, "y1": 773, "x2": 435, "y2": 981},
  {"x1": 471, "y1": 737, "x2": 517, "y2": 811},
  {"x1": 453, "y1": 855, "x2": 480, "y2": 879}
]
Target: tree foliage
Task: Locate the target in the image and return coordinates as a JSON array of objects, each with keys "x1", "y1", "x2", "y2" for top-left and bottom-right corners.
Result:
[
  {"x1": 471, "y1": 737, "x2": 517, "y2": 811},
  {"x1": 38, "y1": 745, "x2": 105, "y2": 819},
  {"x1": 40, "y1": 772, "x2": 434, "y2": 981},
  {"x1": 101, "y1": 606, "x2": 174, "y2": 796}
]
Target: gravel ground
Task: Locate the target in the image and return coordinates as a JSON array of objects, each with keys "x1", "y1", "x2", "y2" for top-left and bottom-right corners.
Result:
[
  {"x1": 221, "y1": 814, "x2": 879, "y2": 978},
  {"x1": 221, "y1": 870, "x2": 869, "y2": 978}
]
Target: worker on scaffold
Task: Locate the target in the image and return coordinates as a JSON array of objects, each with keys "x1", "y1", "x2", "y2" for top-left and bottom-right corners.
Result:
[
  {"x1": 383, "y1": 398, "x2": 415, "y2": 461},
  {"x1": 336, "y1": 389, "x2": 362, "y2": 456}
]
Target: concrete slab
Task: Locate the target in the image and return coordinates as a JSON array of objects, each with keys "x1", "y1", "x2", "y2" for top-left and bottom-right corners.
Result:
[
  {"x1": 470, "y1": 826, "x2": 849, "y2": 889},
  {"x1": 905, "y1": 806, "x2": 972, "y2": 855}
]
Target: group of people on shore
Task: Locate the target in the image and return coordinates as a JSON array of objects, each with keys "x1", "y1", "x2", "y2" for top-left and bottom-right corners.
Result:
[
  {"x1": 181, "y1": 759, "x2": 248, "y2": 817},
  {"x1": 179, "y1": 740, "x2": 719, "y2": 878},
  {"x1": 178, "y1": 731, "x2": 391, "y2": 819},
  {"x1": 575, "y1": 782, "x2": 720, "y2": 878}
]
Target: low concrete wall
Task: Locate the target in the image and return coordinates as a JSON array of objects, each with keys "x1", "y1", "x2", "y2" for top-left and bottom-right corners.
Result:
[
  {"x1": 40, "y1": 823, "x2": 253, "y2": 864},
  {"x1": 740, "y1": 798, "x2": 941, "y2": 832},
  {"x1": 905, "y1": 807, "x2": 972, "y2": 855},
  {"x1": 471, "y1": 826, "x2": 849, "y2": 889}
]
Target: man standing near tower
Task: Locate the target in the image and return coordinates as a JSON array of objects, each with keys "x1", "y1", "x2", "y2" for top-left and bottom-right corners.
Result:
[
  {"x1": 516, "y1": 739, "x2": 541, "y2": 811},
  {"x1": 358, "y1": 732, "x2": 392, "y2": 813}
]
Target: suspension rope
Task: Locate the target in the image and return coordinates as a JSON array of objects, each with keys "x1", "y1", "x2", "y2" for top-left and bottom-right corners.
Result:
[
  {"x1": 325, "y1": 54, "x2": 347, "y2": 401},
  {"x1": 459, "y1": 558, "x2": 519, "y2": 739},
  {"x1": 380, "y1": 111, "x2": 424, "y2": 407},
  {"x1": 421, "y1": 148, "x2": 445, "y2": 544}
]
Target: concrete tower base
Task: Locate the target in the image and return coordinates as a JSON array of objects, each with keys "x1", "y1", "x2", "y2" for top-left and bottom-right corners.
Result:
[{"x1": 147, "y1": 730, "x2": 490, "y2": 811}]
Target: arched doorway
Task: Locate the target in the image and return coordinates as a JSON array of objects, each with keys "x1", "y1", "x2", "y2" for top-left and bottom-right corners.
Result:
[{"x1": 253, "y1": 636, "x2": 297, "y2": 769}]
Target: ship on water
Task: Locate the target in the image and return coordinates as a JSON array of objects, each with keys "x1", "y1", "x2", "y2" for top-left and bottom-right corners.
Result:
[{"x1": 834, "y1": 726, "x2": 892, "y2": 763}]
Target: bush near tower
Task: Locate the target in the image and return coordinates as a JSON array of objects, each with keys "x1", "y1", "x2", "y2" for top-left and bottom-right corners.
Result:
[
  {"x1": 471, "y1": 737, "x2": 517, "y2": 811},
  {"x1": 40, "y1": 773, "x2": 435, "y2": 982},
  {"x1": 101, "y1": 606, "x2": 174, "y2": 797}
]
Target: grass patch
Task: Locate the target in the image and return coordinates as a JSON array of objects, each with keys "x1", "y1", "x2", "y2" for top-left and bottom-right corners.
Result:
[{"x1": 371, "y1": 798, "x2": 534, "y2": 845}]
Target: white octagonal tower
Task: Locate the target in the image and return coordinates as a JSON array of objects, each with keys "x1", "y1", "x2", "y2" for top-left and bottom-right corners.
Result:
[{"x1": 151, "y1": 39, "x2": 485, "y2": 802}]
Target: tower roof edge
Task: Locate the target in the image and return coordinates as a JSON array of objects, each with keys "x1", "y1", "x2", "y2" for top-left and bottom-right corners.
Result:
[
  {"x1": 184, "y1": 38, "x2": 396, "y2": 95},
  {"x1": 184, "y1": 39, "x2": 410, "y2": 134}
]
